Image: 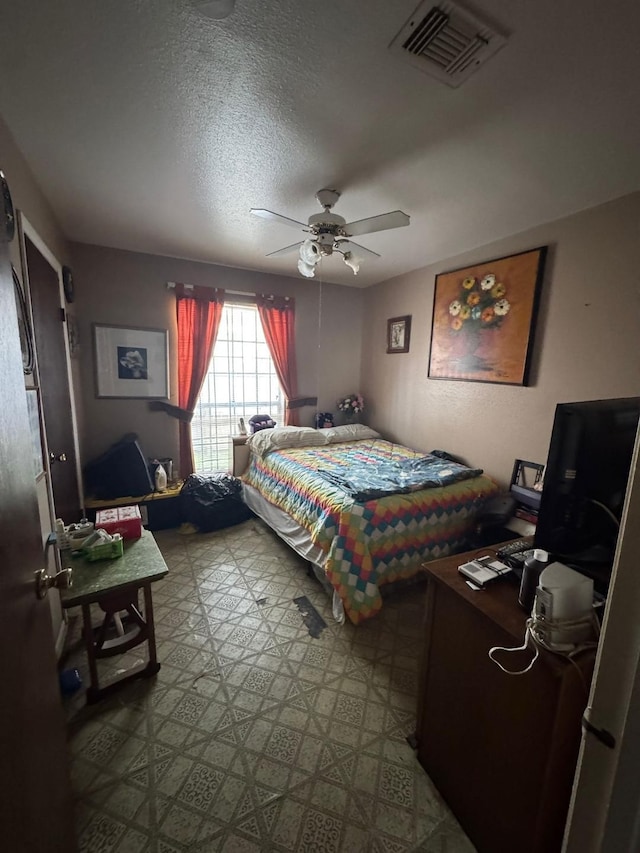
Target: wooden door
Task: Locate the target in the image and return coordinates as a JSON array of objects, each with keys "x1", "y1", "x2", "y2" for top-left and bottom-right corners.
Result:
[
  {"x1": 24, "y1": 233, "x2": 81, "y2": 522},
  {"x1": 0, "y1": 241, "x2": 76, "y2": 851}
]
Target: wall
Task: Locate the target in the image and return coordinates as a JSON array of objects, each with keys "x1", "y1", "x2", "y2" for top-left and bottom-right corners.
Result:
[
  {"x1": 0, "y1": 115, "x2": 83, "y2": 444},
  {"x1": 0, "y1": 115, "x2": 68, "y2": 268},
  {"x1": 70, "y1": 243, "x2": 364, "y2": 470},
  {"x1": 362, "y1": 192, "x2": 640, "y2": 487}
]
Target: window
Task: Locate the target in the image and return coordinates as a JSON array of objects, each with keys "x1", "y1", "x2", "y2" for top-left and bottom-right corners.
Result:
[{"x1": 191, "y1": 303, "x2": 284, "y2": 473}]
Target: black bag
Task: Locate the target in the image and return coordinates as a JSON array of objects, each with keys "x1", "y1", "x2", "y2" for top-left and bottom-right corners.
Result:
[{"x1": 180, "y1": 474, "x2": 253, "y2": 532}]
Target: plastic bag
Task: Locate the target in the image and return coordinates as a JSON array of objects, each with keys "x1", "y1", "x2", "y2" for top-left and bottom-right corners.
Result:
[{"x1": 180, "y1": 474, "x2": 253, "y2": 532}]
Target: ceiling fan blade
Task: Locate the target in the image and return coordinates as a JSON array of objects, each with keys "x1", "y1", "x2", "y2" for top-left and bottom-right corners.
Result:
[
  {"x1": 251, "y1": 208, "x2": 306, "y2": 229},
  {"x1": 336, "y1": 240, "x2": 380, "y2": 259},
  {"x1": 265, "y1": 241, "x2": 304, "y2": 258},
  {"x1": 344, "y1": 210, "x2": 410, "y2": 237}
]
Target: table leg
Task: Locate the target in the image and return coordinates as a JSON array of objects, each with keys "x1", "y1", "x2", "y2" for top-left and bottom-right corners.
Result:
[
  {"x1": 143, "y1": 582, "x2": 160, "y2": 677},
  {"x1": 80, "y1": 583, "x2": 161, "y2": 704},
  {"x1": 81, "y1": 603, "x2": 101, "y2": 704}
]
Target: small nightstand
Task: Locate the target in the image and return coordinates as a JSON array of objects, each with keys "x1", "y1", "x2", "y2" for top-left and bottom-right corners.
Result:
[{"x1": 231, "y1": 435, "x2": 250, "y2": 476}]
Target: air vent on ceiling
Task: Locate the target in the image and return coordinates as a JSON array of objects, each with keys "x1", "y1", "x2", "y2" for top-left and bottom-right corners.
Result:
[{"x1": 389, "y1": 0, "x2": 507, "y2": 88}]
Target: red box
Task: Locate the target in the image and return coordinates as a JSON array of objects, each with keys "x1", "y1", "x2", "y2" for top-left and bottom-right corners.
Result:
[{"x1": 95, "y1": 505, "x2": 142, "y2": 540}]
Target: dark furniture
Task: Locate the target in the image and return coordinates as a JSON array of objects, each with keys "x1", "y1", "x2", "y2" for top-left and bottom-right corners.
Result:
[
  {"x1": 60, "y1": 529, "x2": 168, "y2": 704},
  {"x1": 417, "y1": 548, "x2": 595, "y2": 853}
]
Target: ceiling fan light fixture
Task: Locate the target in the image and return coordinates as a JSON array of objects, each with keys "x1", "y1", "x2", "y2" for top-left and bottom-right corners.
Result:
[
  {"x1": 298, "y1": 239, "x2": 324, "y2": 277},
  {"x1": 253, "y1": 189, "x2": 410, "y2": 277},
  {"x1": 343, "y1": 252, "x2": 361, "y2": 275},
  {"x1": 297, "y1": 258, "x2": 316, "y2": 278},
  {"x1": 299, "y1": 238, "x2": 321, "y2": 266},
  {"x1": 191, "y1": 0, "x2": 235, "y2": 20}
]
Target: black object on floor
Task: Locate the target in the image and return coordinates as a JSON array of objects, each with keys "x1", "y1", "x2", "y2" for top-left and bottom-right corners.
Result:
[
  {"x1": 293, "y1": 595, "x2": 327, "y2": 639},
  {"x1": 181, "y1": 474, "x2": 254, "y2": 532}
]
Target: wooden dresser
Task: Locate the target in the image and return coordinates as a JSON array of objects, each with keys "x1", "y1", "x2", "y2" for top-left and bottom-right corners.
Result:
[{"x1": 417, "y1": 549, "x2": 595, "y2": 853}]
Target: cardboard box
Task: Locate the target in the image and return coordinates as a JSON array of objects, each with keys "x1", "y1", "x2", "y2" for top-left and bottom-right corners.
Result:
[{"x1": 95, "y1": 505, "x2": 142, "y2": 540}]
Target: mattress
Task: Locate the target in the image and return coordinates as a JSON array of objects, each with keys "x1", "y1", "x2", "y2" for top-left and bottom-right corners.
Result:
[{"x1": 242, "y1": 438, "x2": 498, "y2": 624}]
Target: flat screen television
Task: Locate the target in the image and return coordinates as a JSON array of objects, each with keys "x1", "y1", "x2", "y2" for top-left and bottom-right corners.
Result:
[{"x1": 534, "y1": 397, "x2": 640, "y2": 593}]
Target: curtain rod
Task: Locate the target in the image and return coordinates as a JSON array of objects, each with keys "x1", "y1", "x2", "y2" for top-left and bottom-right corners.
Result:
[
  {"x1": 166, "y1": 281, "x2": 243, "y2": 295},
  {"x1": 166, "y1": 282, "x2": 290, "y2": 300}
]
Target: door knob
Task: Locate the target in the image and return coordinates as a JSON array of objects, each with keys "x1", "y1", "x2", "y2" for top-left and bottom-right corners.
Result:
[
  {"x1": 35, "y1": 567, "x2": 73, "y2": 600},
  {"x1": 49, "y1": 452, "x2": 68, "y2": 464}
]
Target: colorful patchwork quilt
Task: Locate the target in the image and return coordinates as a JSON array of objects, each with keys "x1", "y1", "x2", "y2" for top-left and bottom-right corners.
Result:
[{"x1": 242, "y1": 439, "x2": 498, "y2": 624}]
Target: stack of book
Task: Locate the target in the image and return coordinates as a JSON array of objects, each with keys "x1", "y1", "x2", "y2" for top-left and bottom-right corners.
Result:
[
  {"x1": 508, "y1": 459, "x2": 544, "y2": 535},
  {"x1": 514, "y1": 504, "x2": 539, "y2": 527}
]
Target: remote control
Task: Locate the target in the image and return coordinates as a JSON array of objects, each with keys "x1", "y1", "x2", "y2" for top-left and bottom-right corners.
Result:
[{"x1": 496, "y1": 537, "x2": 533, "y2": 558}]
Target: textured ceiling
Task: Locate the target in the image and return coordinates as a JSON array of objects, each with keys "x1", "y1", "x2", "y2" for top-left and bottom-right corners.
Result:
[{"x1": 1, "y1": 0, "x2": 640, "y2": 287}]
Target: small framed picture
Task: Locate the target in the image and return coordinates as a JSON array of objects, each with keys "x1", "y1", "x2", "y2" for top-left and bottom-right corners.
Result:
[
  {"x1": 93, "y1": 323, "x2": 169, "y2": 399},
  {"x1": 387, "y1": 315, "x2": 411, "y2": 354}
]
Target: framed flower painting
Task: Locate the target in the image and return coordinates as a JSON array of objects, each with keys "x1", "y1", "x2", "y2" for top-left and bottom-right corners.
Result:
[
  {"x1": 93, "y1": 323, "x2": 169, "y2": 399},
  {"x1": 427, "y1": 246, "x2": 547, "y2": 385}
]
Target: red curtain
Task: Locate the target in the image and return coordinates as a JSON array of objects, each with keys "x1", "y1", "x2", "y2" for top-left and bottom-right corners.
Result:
[
  {"x1": 256, "y1": 295, "x2": 299, "y2": 426},
  {"x1": 176, "y1": 284, "x2": 225, "y2": 477}
]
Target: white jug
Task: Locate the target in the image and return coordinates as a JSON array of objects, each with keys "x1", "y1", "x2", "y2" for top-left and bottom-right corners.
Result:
[{"x1": 154, "y1": 463, "x2": 167, "y2": 492}]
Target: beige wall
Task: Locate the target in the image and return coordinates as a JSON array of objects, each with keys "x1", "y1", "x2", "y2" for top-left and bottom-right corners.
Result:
[
  {"x1": 71, "y1": 243, "x2": 364, "y2": 470},
  {"x1": 0, "y1": 114, "x2": 68, "y2": 268},
  {"x1": 0, "y1": 114, "x2": 82, "y2": 436},
  {"x1": 362, "y1": 192, "x2": 640, "y2": 487}
]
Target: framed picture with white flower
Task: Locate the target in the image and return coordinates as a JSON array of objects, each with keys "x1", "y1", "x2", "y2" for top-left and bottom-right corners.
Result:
[
  {"x1": 387, "y1": 315, "x2": 411, "y2": 353},
  {"x1": 93, "y1": 323, "x2": 169, "y2": 399},
  {"x1": 428, "y1": 246, "x2": 547, "y2": 385}
]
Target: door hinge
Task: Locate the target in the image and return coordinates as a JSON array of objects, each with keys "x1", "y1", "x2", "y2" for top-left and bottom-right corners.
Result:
[
  {"x1": 60, "y1": 306, "x2": 66, "y2": 323},
  {"x1": 582, "y1": 712, "x2": 616, "y2": 749}
]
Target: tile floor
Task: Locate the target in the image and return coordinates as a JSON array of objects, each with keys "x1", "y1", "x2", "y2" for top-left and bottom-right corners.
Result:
[{"x1": 62, "y1": 518, "x2": 476, "y2": 852}]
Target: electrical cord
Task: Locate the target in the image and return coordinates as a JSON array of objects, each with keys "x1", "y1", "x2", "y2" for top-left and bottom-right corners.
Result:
[
  {"x1": 488, "y1": 608, "x2": 600, "y2": 680},
  {"x1": 589, "y1": 498, "x2": 620, "y2": 529}
]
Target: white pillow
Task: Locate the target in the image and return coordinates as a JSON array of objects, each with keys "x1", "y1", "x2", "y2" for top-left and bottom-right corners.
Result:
[
  {"x1": 323, "y1": 424, "x2": 381, "y2": 444},
  {"x1": 247, "y1": 426, "x2": 328, "y2": 457}
]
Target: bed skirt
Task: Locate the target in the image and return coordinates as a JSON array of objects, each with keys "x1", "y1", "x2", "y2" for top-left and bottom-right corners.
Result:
[{"x1": 241, "y1": 483, "x2": 346, "y2": 622}]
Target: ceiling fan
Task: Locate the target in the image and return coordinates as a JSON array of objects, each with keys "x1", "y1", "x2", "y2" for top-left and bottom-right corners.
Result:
[{"x1": 251, "y1": 189, "x2": 410, "y2": 278}]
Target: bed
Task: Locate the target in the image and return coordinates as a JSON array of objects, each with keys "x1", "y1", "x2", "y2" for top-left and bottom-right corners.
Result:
[{"x1": 241, "y1": 425, "x2": 498, "y2": 624}]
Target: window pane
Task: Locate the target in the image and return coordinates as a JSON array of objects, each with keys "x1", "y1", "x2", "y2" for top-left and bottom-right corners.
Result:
[
  {"x1": 192, "y1": 304, "x2": 285, "y2": 473},
  {"x1": 232, "y1": 375, "x2": 245, "y2": 402},
  {"x1": 243, "y1": 341, "x2": 257, "y2": 363},
  {"x1": 214, "y1": 354, "x2": 229, "y2": 374},
  {"x1": 256, "y1": 375, "x2": 274, "y2": 403}
]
